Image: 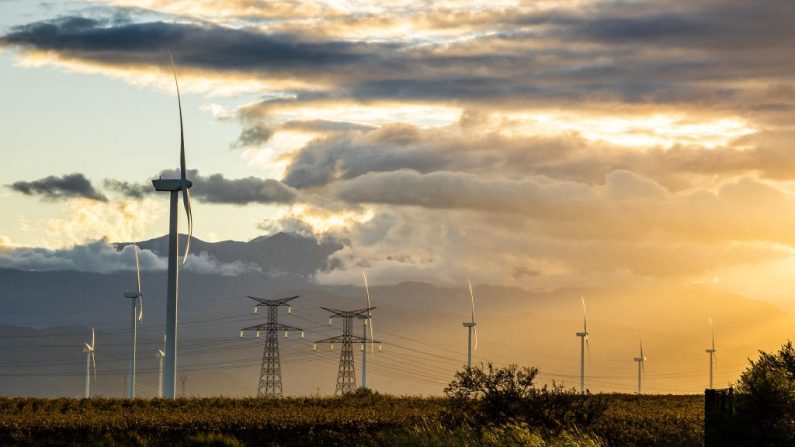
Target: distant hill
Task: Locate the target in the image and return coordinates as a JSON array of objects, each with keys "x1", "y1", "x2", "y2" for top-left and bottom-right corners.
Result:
[{"x1": 117, "y1": 232, "x2": 344, "y2": 278}]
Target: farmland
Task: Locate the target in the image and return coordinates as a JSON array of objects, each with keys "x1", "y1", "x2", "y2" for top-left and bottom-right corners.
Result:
[{"x1": 0, "y1": 393, "x2": 703, "y2": 446}]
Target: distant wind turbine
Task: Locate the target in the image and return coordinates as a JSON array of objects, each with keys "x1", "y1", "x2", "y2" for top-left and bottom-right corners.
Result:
[
  {"x1": 123, "y1": 244, "x2": 143, "y2": 398},
  {"x1": 462, "y1": 278, "x2": 478, "y2": 369},
  {"x1": 575, "y1": 297, "x2": 590, "y2": 394},
  {"x1": 706, "y1": 318, "x2": 717, "y2": 389},
  {"x1": 82, "y1": 328, "x2": 96, "y2": 398},
  {"x1": 151, "y1": 51, "x2": 194, "y2": 399},
  {"x1": 634, "y1": 340, "x2": 647, "y2": 394},
  {"x1": 361, "y1": 271, "x2": 375, "y2": 389}
]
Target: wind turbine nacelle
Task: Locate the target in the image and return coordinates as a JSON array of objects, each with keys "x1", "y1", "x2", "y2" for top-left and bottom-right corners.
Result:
[
  {"x1": 706, "y1": 349, "x2": 716, "y2": 353},
  {"x1": 576, "y1": 331, "x2": 588, "y2": 337},
  {"x1": 152, "y1": 178, "x2": 192, "y2": 191},
  {"x1": 124, "y1": 291, "x2": 141, "y2": 299},
  {"x1": 462, "y1": 322, "x2": 476, "y2": 328}
]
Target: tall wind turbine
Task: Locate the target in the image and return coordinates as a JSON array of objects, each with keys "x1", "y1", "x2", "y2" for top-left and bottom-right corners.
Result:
[
  {"x1": 123, "y1": 244, "x2": 143, "y2": 398},
  {"x1": 82, "y1": 328, "x2": 96, "y2": 398},
  {"x1": 361, "y1": 271, "x2": 375, "y2": 389},
  {"x1": 575, "y1": 297, "x2": 589, "y2": 394},
  {"x1": 151, "y1": 51, "x2": 194, "y2": 399},
  {"x1": 462, "y1": 278, "x2": 478, "y2": 369},
  {"x1": 706, "y1": 318, "x2": 717, "y2": 389},
  {"x1": 633, "y1": 340, "x2": 647, "y2": 394}
]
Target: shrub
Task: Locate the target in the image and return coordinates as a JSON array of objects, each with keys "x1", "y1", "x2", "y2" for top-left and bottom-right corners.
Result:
[
  {"x1": 444, "y1": 364, "x2": 606, "y2": 436},
  {"x1": 733, "y1": 341, "x2": 795, "y2": 445}
]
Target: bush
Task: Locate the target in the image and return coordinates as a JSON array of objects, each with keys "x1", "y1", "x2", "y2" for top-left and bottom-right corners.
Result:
[
  {"x1": 733, "y1": 341, "x2": 795, "y2": 445},
  {"x1": 444, "y1": 364, "x2": 606, "y2": 437}
]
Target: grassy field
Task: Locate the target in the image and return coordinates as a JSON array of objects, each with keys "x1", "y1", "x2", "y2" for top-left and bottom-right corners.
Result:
[{"x1": 0, "y1": 394, "x2": 703, "y2": 446}]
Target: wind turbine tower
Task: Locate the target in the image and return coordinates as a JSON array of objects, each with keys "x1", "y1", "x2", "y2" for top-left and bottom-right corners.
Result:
[
  {"x1": 314, "y1": 307, "x2": 379, "y2": 395},
  {"x1": 240, "y1": 295, "x2": 302, "y2": 397},
  {"x1": 361, "y1": 272, "x2": 375, "y2": 389},
  {"x1": 151, "y1": 51, "x2": 194, "y2": 399},
  {"x1": 82, "y1": 328, "x2": 96, "y2": 398},
  {"x1": 706, "y1": 319, "x2": 717, "y2": 389},
  {"x1": 462, "y1": 279, "x2": 478, "y2": 369},
  {"x1": 634, "y1": 340, "x2": 647, "y2": 394},
  {"x1": 575, "y1": 297, "x2": 590, "y2": 394},
  {"x1": 123, "y1": 244, "x2": 143, "y2": 398}
]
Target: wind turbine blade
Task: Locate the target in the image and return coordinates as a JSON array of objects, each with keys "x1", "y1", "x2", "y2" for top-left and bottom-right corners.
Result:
[
  {"x1": 181, "y1": 188, "x2": 193, "y2": 264},
  {"x1": 91, "y1": 328, "x2": 95, "y2": 349},
  {"x1": 473, "y1": 325, "x2": 478, "y2": 352},
  {"x1": 362, "y1": 271, "x2": 375, "y2": 353},
  {"x1": 134, "y1": 244, "x2": 143, "y2": 321},
  {"x1": 134, "y1": 244, "x2": 141, "y2": 294},
  {"x1": 91, "y1": 352, "x2": 96, "y2": 380},
  {"x1": 168, "y1": 50, "x2": 186, "y2": 182},
  {"x1": 467, "y1": 278, "x2": 476, "y2": 323},
  {"x1": 586, "y1": 338, "x2": 591, "y2": 367},
  {"x1": 581, "y1": 296, "x2": 587, "y2": 333}
]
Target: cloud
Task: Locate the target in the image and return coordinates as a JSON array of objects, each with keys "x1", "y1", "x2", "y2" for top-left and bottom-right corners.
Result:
[
  {"x1": 9, "y1": 173, "x2": 107, "y2": 202},
  {"x1": 0, "y1": 239, "x2": 164, "y2": 273},
  {"x1": 104, "y1": 179, "x2": 150, "y2": 199},
  {"x1": 233, "y1": 123, "x2": 274, "y2": 148},
  {"x1": 195, "y1": 172, "x2": 297, "y2": 204},
  {"x1": 107, "y1": 171, "x2": 297, "y2": 205}
]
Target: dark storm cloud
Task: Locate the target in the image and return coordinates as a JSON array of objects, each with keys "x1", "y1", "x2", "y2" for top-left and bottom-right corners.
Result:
[
  {"x1": 0, "y1": 16, "x2": 381, "y2": 74},
  {"x1": 109, "y1": 171, "x2": 297, "y2": 205},
  {"x1": 3, "y1": 1, "x2": 795, "y2": 112},
  {"x1": 9, "y1": 173, "x2": 107, "y2": 202}
]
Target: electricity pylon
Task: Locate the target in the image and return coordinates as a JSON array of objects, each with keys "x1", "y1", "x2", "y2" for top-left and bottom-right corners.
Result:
[
  {"x1": 240, "y1": 295, "x2": 302, "y2": 398},
  {"x1": 314, "y1": 307, "x2": 379, "y2": 396}
]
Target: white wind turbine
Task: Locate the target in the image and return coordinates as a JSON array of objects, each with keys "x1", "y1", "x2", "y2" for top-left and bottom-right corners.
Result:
[
  {"x1": 361, "y1": 271, "x2": 376, "y2": 389},
  {"x1": 706, "y1": 318, "x2": 717, "y2": 390},
  {"x1": 151, "y1": 51, "x2": 194, "y2": 399},
  {"x1": 123, "y1": 244, "x2": 143, "y2": 398},
  {"x1": 82, "y1": 328, "x2": 96, "y2": 398},
  {"x1": 633, "y1": 340, "x2": 647, "y2": 394},
  {"x1": 575, "y1": 297, "x2": 590, "y2": 394},
  {"x1": 155, "y1": 348, "x2": 166, "y2": 398},
  {"x1": 462, "y1": 278, "x2": 478, "y2": 369}
]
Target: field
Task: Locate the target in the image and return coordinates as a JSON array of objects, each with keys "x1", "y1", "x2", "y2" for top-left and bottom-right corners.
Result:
[{"x1": 0, "y1": 394, "x2": 703, "y2": 446}]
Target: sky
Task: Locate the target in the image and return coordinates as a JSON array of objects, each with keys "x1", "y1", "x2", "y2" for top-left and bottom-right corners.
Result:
[{"x1": 2, "y1": 0, "x2": 795, "y2": 315}]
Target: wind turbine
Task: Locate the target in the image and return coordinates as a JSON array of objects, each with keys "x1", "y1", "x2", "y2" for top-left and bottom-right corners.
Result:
[
  {"x1": 575, "y1": 297, "x2": 589, "y2": 394},
  {"x1": 82, "y1": 328, "x2": 96, "y2": 398},
  {"x1": 155, "y1": 349, "x2": 165, "y2": 398},
  {"x1": 151, "y1": 51, "x2": 194, "y2": 399},
  {"x1": 361, "y1": 271, "x2": 375, "y2": 389},
  {"x1": 706, "y1": 318, "x2": 717, "y2": 389},
  {"x1": 123, "y1": 244, "x2": 143, "y2": 398},
  {"x1": 633, "y1": 340, "x2": 647, "y2": 394},
  {"x1": 462, "y1": 278, "x2": 478, "y2": 369}
]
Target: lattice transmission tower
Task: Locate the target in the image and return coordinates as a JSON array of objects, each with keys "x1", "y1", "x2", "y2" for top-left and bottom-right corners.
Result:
[
  {"x1": 314, "y1": 307, "x2": 379, "y2": 395},
  {"x1": 240, "y1": 295, "x2": 302, "y2": 397}
]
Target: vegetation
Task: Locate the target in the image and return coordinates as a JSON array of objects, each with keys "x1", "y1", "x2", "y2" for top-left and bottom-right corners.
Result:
[
  {"x1": 0, "y1": 367, "x2": 705, "y2": 446},
  {"x1": 730, "y1": 341, "x2": 795, "y2": 446}
]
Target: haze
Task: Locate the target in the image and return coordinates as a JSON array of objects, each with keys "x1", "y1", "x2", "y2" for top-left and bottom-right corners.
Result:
[{"x1": 1, "y1": 0, "x2": 794, "y2": 397}]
